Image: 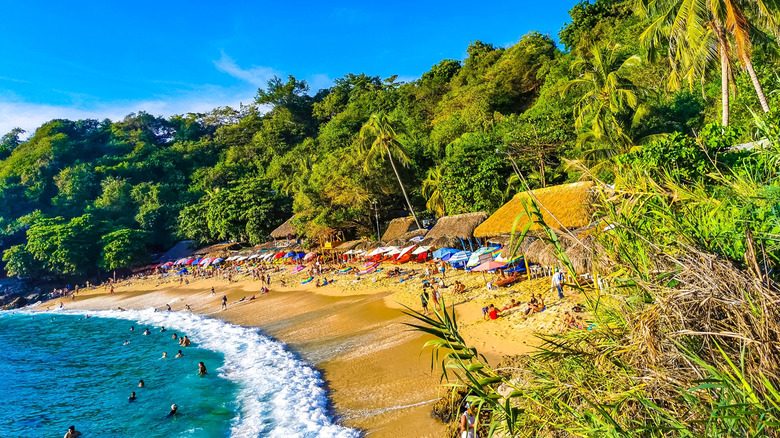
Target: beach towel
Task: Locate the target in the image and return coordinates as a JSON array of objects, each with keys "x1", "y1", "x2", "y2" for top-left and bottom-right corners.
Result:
[{"x1": 301, "y1": 276, "x2": 314, "y2": 284}]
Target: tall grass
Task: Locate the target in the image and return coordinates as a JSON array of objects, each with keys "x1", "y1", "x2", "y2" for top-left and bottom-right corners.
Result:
[{"x1": 407, "y1": 122, "x2": 780, "y2": 436}]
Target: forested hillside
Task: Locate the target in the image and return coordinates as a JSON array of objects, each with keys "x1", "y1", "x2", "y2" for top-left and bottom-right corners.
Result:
[{"x1": 2, "y1": 0, "x2": 779, "y2": 280}]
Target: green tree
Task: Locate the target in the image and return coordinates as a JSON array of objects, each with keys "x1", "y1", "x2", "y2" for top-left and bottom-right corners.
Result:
[
  {"x1": 357, "y1": 113, "x2": 421, "y2": 229},
  {"x1": 562, "y1": 43, "x2": 646, "y2": 164},
  {"x1": 2, "y1": 244, "x2": 41, "y2": 278},
  {"x1": 421, "y1": 165, "x2": 447, "y2": 217},
  {"x1": 99, "y1": 228, "x2": 149, "y2": 269}
]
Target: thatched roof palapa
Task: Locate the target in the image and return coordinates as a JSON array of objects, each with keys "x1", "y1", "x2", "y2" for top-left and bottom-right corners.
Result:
[
  {"x1": 425, "y1": 212, "x2": 489, "y2": 241},
  {"x1": 381, "y1": 217, "x2": 418, "y2": 242},
  {"x1": 270, "y1": 216, "x2": 297, "y2": 239},
  {"x1": 474, "y1": 181, "x2": 596, "y2": 238}
]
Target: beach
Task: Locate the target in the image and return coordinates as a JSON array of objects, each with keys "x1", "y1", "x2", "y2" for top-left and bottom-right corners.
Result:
[{"x1": 42, "y1": 263, "x2": 584, "y2": 436}]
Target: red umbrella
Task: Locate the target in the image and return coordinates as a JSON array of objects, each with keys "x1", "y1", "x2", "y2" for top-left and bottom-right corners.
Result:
[
  {"x1": 471, "y1": 261, "x2": 507, "y2": 272},
  {"x1": 273, "y1": 251, "x2": 286, "y2": 259}
]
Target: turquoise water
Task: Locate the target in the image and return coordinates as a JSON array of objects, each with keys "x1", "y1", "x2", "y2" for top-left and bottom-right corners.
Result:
[{"x1": 0, "y1": 309, "x2": 360, "y2": 438}]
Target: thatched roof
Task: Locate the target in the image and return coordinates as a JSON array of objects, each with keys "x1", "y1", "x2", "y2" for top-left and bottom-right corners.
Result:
[
  {"x1": 270, "y1": 216, "x2": 297, "y2": 239},
  {"x1": 381, "y1": 217, "x2": 417, "y2": 242},
  {"x1": 420, "y1": 235, "x2": 462, "y2": 250},
  {"x1": 474, "y1": 182, "x2": 596, "y2": 238},
  {"x1": 425, "y1": 212, "x2": 489, "y2": 240},
  {"x1": 155, "y1": 241, "x2": 194, "y2": 262},
  {"x1": 193, "y1": 242, "x2": 241, "y2": 256},
  {"x1": 335, "y1": 240, "x2": 362, "y2": 251}
]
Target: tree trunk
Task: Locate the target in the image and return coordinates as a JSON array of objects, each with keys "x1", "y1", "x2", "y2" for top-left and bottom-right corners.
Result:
[
  {"x1": 744, "y1": 57, "x2": 771, "y2": 113},
  {"x1": 387, "y1": 150, "x2": 421, "y2": 229},
  {"x1": 719, "y1": 37, "x2": 730, "y2": 127}
]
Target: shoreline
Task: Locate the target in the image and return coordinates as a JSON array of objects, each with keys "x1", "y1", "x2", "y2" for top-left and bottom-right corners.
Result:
[{"x1": 36, "y1": 262, "x2": 574, "y2": 436}]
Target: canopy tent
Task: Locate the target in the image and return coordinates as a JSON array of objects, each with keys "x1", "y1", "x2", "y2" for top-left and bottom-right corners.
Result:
[{"x1": 433, "y1": 247, "x2": 459, "y2": 260}]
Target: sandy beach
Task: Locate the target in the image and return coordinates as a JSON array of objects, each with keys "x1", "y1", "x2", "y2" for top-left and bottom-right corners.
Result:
[{"x1": 42, "y1": 262, "x2": 587, "y2": 437}]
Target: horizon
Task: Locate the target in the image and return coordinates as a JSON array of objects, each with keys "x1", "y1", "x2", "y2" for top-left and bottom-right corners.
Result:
[{"x1": 0, "y1": 0, "x2": 578, "y2": 136}]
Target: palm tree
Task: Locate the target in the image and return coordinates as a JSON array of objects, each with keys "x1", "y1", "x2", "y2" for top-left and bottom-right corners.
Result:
[
  {"x1": 357, "y1": 113, "x2": 421, "y2": 229},
  {"x1": 637, "y1": 0, "x2": 774, "y2": 126},
  {"x1": 562, "y1": 43, "x2": 646, "y2": 164},
  {"x1": 421, "y1": 166, "x2": 446, "y2": 218}
]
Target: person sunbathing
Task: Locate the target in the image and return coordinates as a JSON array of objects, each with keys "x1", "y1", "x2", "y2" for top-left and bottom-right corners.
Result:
[
  {"x1": 500, "y1": 299, "x2": 519, "y2": 313},
  {"x1": 525, "y1": 294, "x2": 544, "y2": 315},
  {"x1": 483, "y1": 304, "x2": 500, "y2": 320}
]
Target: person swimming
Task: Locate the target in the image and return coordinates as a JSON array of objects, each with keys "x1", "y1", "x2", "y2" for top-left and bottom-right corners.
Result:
[
  {"x1": 143, "y1": 328, "x2": 151, "y2": 335},
  {"x1": 128, "y1": 391, "x2": 137, "y2": 401},
  {"x1": 167, "y1": 404, "x2": 178, "y2": 418},
  {"x1": 160, "y1": 326, "x2": 166, "y2": 332},
  {"x1": 198, "y1": 361, "x2": 207, "y2": 375},
  {"x1": 175, "y1": 350, "x2": 183, "y2": 358},
  {"x1": 123, "y1": 340, "x2": 130, "y2": 345},
  {"x1": 172, "y1": 333, "x2": 178, "y2": 340},
  {"x1": 138, "y1": 379, "x2": 145, "y2": 388},
  {"x1": 64, "y1": 425, "x2": 82, "y2": 438},
  {"x1": 161, "y1": 352, "x2": 168, "y2": 358}
]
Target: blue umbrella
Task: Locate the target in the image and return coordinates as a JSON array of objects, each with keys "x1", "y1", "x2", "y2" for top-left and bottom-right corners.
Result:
[
  {"x1": 433, "y1": 247, "x2": 459, "y2": 259},
  {"x1": 177, "y1": 268, "x2": 188, "y2": 274},
  {"x1": 292, "y1": 252, "x2": 305, "y2": 260},
  {"x1": 447, "y1": 251, "x2": 472, "y2": 264},
  {"x1": 285, "y1": 251, "x2": 296, "y2": 258}
]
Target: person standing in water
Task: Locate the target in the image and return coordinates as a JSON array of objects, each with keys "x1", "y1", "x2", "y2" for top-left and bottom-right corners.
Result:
[
  {"x1": 167, "y1": 404, "x2": 179, "y2": 418},
  {"x1": 64, "y1": 425, "x2": 82, "y2": 438},
  {"x1": 128, "y1": 392, "x2": 137, "y2": 401},
  {"x1": 198, "y1": 362, "x2": 207, "y2": 375}
]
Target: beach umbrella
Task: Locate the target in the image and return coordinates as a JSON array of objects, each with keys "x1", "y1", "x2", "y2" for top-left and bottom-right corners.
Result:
[
  {"x1": 284, "y1": 251, "x2": 296, "y2": 259},
  {"x1": 433, "y1": 247, "x2": 459, "y2": 260},
  {"x1": 447, "y1": 251, "x2": 472, "y2": 264},
  {"x1": 292, "y1": 252, "x2": 304, "y2": 261},
  {"x1": 385, "y1": 246, "x2": 401, "y2": 256},
  {"x1": 303, "y1": 252, "x2": 316, "y2": 261},
  {"x1": 177, "y1": 268, "x2": 188, "y2": 274},
  {"x1": 273, "y1": 251, "x2": 286, "y2": 259},
  {"x1": 343, "y1": 250, "x2": 354, "y2": 255},
  {"x1": 184, "y1": 258, "x2": 195, "y2": 265},
  {"x1": 235, "y1": 256, "x2": 248, "y2": 262},
  {"x1": 163, "y1": 261, "x2": 174, "y2": 266},
  {"x1": 412, "y1": 246, "x2": 431, "y2": 255},
  {"x1": 367, "y1": 247, "x2": 388, "y2": 257},
  {"x1": 212, "y1": 257, "x2": 224, "y2": 264},
  {"x1": 398, "y1": 245, "x2": 416, "y2": 258},
  {"x1": 199, "y1": 257, "x2": 211, "y2": 266},
  {"x1": 471, "y1": 260, "x2": 507, "y2": 272}
]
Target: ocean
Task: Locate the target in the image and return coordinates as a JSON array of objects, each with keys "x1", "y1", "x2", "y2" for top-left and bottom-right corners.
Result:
[{"x1": 0, "y1": 309, "x2": 360, "y2": 438}]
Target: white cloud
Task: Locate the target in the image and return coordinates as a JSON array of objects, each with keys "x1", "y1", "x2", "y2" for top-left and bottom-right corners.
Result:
[
  {"x1": 213, "y1": 51, "x2": 280, "y2": 88},
  {"x1": 307, "y1": 74, "x2": 333, "y2": 92},
  {"x1": 0, "y1": 91, "x2": 251, "y2": 137}
]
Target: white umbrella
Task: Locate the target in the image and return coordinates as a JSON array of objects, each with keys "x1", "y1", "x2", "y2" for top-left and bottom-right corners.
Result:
[
  {"x1": 343, "y1": 250, "x2": 354, "y2": 255},
  {"x1": 385, "y1": 246, "x2": 401, "y2": 256},
  {"x1": 199, "y1": 257, "x2": 212, "y2": 266},
  {"x1": 412, "y1": 246, "x2": 431, "y2": 255},
  {"x1": 367, "y1": 247, "x2": 388, "y2": 257},
  {"x1": 398, "y1": 245, "x2": 416, "y2": 257}
]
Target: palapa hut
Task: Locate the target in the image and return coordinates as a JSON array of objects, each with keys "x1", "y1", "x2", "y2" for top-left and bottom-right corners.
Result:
[
  {"x1": 381, "y1": 217, "x2": 418, "y2": 243},
  {"x1": 475, "y1": 182, "x2": 599, "y2": 275},
  {"x1": 420, "y1": 212, "x2": 489, "y2": 249},
  {"x1": 474, "y1": 181, "x2": 596, "y2": 238},
  {"x1": 270, "y1": 216, "x2": 297, "y2": 241}
]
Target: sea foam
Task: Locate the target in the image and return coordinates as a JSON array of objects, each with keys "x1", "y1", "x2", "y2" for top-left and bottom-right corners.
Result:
[{"x1": 81, "y1": 308, "x2": 360, "y2": 438}]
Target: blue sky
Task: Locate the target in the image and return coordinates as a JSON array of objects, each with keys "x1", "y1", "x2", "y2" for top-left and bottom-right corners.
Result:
[{"x1": 0, "y1": 0, "x2": 579, "y2": 135}]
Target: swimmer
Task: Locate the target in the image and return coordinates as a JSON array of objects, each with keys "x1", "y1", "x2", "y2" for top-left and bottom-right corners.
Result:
[
  {"x1": 172, "y1": 333, "x2": 178, "y2": 340},
  {"x1": 167, "y1": 404, "x2": 179, "y2": 418},
  {"x1": 123, "y1": 340, "x2": 130, "y2": 345},
  {"x1": 161, "y1": 352, "x2": 168, "y2": 358},
  {"x1": 182, "y1": 336, "x2": 191, "y2": 347},
  {"x1": 160, "y1": 326, "x2": 166, "y2": 332},
  {"x1": 128, "y1": 391, "x2": 137, "y2": 401},
  {"x1": 198, "y1": 361, "x2": 207, "y2": 375},
  {"x1": 175, "y1": 350, "x2": 183, "y2": 358},
  {"x1": 138, "y1": 379, "x2": 145, "y2": 388},
  {"x1": 143, "y1": 328, "x2": 151, "y2": 335},
  {"x1": 130, "y1": 326, "x2": 134, "y2": 331},
  {"x1": 64, "y1": 425, "x2": 82, "y2": 438}
]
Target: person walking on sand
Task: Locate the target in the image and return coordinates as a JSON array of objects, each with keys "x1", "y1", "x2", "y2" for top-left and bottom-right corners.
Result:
[
  {"x1": 211, "y1": 286, "x2": 215, "y2": 296},
  {"x1": 460, "y1": 402, "x2": 477, "y2": 438},
  {"x1": 221, "y1": 295, "x2": 227, "y2": 310},
  {"x1": 551, "y1": 268, "x2": 565, "y2": 299}
]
